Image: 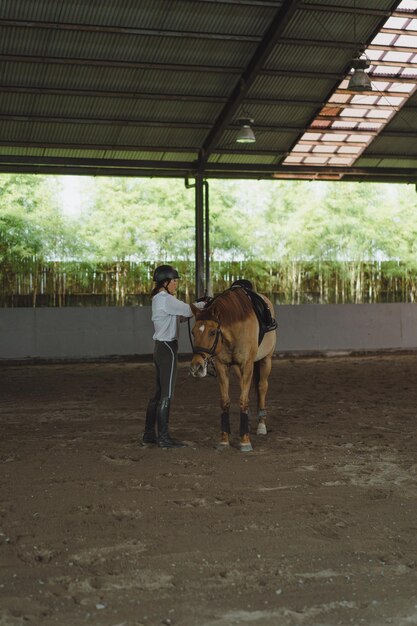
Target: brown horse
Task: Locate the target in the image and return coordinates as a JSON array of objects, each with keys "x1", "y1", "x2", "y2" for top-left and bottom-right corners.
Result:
[{"x1": 190, "y1": 287, "x2": 276, "y2": 452}]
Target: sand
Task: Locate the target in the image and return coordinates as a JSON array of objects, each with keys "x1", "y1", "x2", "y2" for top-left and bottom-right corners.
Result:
[{"x1": 1, "y1": 353, "x2": 417, "y2": 626}]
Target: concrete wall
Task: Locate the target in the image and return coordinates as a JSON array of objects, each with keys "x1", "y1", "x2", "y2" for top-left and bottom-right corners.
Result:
[{"x1": 1, "y1": 303, "x2": 417, "y2": 360}]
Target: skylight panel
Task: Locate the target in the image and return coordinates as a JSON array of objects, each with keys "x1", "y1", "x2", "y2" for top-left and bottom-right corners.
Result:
[
  {"x1": 396, "y1": 34, "x2": 417, "y2": 47},
  {"x1": 340, "y1": 108, "x2": 368, "y2": 117},
  {"x1": 384, "y1": 51, "x2": 414, "y2": 62},
  {"x1": 405, "y1": 20, "x2": 417, "y2": 31},
  {"x1": 330, "y1": 121, "x2": 357, "y2": 129},
  {"x1": 328, "y1": 157, "x2": 352, "y2": 165},
  {"x1": 385, "y1": 17, "x2": 407, "y2": 29},
  {"x1": 322, "y1": 133, "x2": 348, "y2": 142},
  {"x1": 281, "y1": 0, "x2": 417, "y2": 177},
  {"x1": 351, "y1": 95, "x2": 378, "y2": 105},
  {"x1": 372, "y1": 33, "x2": 396, "y2": 46},
  {"x1": 303, "y1": 156, "x2": 328, "y2": 165},
  {"x1": 313, "y1": 145, "x2": 337, "y2": 153},
  {"x1": 338, "y1": 146, "x2": 362, "y2": 154}
]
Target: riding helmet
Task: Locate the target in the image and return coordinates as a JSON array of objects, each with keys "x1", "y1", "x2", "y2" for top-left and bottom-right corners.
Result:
[{"x1": 153, "y1": 264, "x2": 180, "y2": 282}]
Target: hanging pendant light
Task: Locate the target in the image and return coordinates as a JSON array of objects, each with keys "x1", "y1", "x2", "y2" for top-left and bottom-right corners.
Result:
[
  {"x1": 348, "y1": 55, "x2": 372, "y2": 92},
  {"x1": 236, "y1": 117, "x2": 256, "y2": 143},
  {"x1": 348, "y1": 2, "x2": 372, "y2": 93}
]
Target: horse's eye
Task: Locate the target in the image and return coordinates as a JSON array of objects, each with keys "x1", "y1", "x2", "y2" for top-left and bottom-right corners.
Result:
[{"x1": 209, "y1": 330, "x2": 216, "y2": 337}]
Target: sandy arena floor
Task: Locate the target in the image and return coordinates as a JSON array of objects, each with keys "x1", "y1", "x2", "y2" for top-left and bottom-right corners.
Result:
[{"x1": 0, "y1": 354, "x2": 417, "y2": 626}]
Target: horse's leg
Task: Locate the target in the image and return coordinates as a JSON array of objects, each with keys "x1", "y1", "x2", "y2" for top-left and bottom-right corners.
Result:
[
  {"x1": 256, "y1": 354, "x2": 272, "y2": 435},
  {"x1": 239, "y1": 362, "x2": 254, "y2": 452},
  {"x1": 215, "y1": 361, "x2": 231, "y2": 448}
]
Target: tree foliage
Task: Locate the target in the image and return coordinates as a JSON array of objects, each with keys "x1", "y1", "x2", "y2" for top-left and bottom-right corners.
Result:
[{"x1": 2, "y1": 173, "x2": 417, "y2": 305}]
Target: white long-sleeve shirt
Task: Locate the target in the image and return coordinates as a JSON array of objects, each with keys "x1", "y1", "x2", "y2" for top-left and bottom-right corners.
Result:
[{"x1": 152, "y1": 291, "x2": 203, "y2": 341}]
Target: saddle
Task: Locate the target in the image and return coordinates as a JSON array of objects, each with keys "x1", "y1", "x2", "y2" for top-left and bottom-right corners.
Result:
[{"x1": 231, "y1": 285, "x2": 277, "y2": 345}]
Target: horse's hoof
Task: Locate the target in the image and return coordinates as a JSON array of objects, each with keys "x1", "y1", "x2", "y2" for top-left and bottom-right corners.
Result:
[
  {"x1": 240, "y1": 434, "x2": 253, "y2": 452},
  {"x1": 216, "y1": 432, "x2": 230, "y2": 450},
  {"x1": 256, "y1": 422, "x2": 267, "y2": 435}
]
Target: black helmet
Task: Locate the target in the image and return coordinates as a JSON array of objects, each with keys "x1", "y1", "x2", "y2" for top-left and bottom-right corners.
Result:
[
  {"x1": 153, "y1": 264, "x2": 180, "y2": 282},
  {"x1": 232, "y1": 279, "x2": 253, "y2": 291}
]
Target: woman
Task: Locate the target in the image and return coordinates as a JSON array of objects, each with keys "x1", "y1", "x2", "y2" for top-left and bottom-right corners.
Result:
[{"x1": 142, "y1": 264, "x2": 203, "y2": 449}]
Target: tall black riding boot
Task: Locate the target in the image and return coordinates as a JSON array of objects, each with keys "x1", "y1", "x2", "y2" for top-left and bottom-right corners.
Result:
[
  {"x1": 157, "y1": 397, "x2": 186, "y2": 449},
  {"x1": 142, "y1": 399, "x2": 158, "y2": 446}
]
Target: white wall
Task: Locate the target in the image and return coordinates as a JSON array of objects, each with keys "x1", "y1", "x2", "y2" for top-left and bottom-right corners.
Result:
[{"x1": 1, "y1": 303, "x2": 417, "y2": 360}]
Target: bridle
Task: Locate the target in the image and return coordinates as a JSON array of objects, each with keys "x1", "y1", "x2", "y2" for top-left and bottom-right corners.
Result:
[
  {"x1": 192, "y1": 320, "x2": 222, "y2": 357},
  {"x1": 189, "y1": 320, "x2": 222, "y2": 378}
]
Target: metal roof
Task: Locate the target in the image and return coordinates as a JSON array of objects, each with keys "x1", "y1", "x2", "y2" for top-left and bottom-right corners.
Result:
[{"x1": 0, "y1": 0, "x2": 415, "y2": 182}]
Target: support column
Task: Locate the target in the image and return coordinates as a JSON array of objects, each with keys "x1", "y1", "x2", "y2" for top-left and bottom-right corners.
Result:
[
  {"x1": 195, "y1": 174, "x2": 205, "y2": 299},
  {"x1": 203, "y1": 180, "x2": 211, "y2": 296}
]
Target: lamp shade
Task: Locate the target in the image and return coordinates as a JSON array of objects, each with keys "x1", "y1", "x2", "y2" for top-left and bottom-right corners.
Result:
[
  {"x1": 348, "y1": 68, "x2": 372, "y2": 92},
  {"x1": 348, "y1": 55, "x2": 372, "y2": 92},
  {"x1": 236, "y1": 118, "x2": 256, "y2": 143}
]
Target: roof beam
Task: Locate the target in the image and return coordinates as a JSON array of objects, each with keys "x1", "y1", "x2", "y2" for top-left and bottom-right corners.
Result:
[
  {"x1": 0, "y1": 85, "x2": 323, "y2": 107},
  {"x1": 0, "y1": 156, "x2": 415, "y2": 183},
  {"x1": 0, "y1": 54, "x2": 241, "y2": 74},
  {"x1": 0, "y1": 54, "x2": 345, "y2": 81},
  {"x1": 299, "y1": 3, "x2": 391, "y2": 17},
  {"x1": 199, "y1": 0, "x2": 301, "y2": 168},
  {"x1": 0, "y1": 19, "x2": 261, "y2": 42},
  {"x1": 0, "y1": 154, "x2": 415, "y2": 176}
]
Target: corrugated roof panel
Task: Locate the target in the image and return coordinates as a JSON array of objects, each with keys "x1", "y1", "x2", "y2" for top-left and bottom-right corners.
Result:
[
  {"x1": 133, "y1": 69, "x2": 237, "y2": 98},
  {"x1": 0, "y1": 92, "x2": 223, "y2": 125},
  {"x1": 0, "y1": 0, "x2": 154, "y2": 26},
  {"x1": 249, "y1": 74, "x2": 335, "y2": 100},
  {"x1": 380, "y1": 108, "x2": 416, "y2": 131},
  {"x1": 162, "y1": 2, "x2": 277, "y2": 37},
  {"x1": 248, "y1": 103, "x2": 315, "y2": 126},
  {"x1": 41, "y1": 64, "x2": 144, "y2": 92},
  {"x1": 0, "y1": 91, "x2": 35, "y2": 114},
  {"x1": 34, "y1": 122, "x2": 123, "y2": 146},
  {"x1": 116, "y1": 125, "x2": 207, "y2": 148},
  {"x1": 0, "y1": 26, "x2": 45, "y2": 56},
  {"x1": 57, "y1": 0, "x2": 147, "y2": 28},
  {"x1": 30, "y1": 64, "x2": 236, "y2": 98},
  {"x1": 357, "y1": 156, "x2": 417, "y2": 168},
  {"x1": 0, "y1": 62, "x2": 49, "y2": 87},
  {"x1": 162, "y1": 151, "x2": 196, "y2": 162},
  {"x1": 43, "y1": 148, "x2": 107, "y2": 159},
  {"x1": 0, "y1": 120, "x2": 35, "y2": 141},
  {"x1": 365, "y1": 135, "x2": 417, "y2": 155},
  {"x1": 210, "y1": 153, "x2": 277, "y2": 165},
  {"x1": 283, "y1": 8, "x2": 380, "y2": 42},
  {"x1": 101, "y1": 150, "x2": 197, "y2": 162},
  {"x1": 302, "y1": 0, "x2": 394, "y2": 9},
  {"x1": 265, "y1": 43, "x2": 350, "y2": 73},
  {"x1": 0, "y1": 0, "x2": 59, "y2": 21},
  {"x1": 0, "y1": 119, "x2": 204, "y2": 150},
  {"x1": 0, "y1": 26, "x2": 256, "y2": 69},
  {"x1": 0, "y1": 145, "x2": 45, "y2": 156},
  {"x1": 1, "y1": 0, "x2": 278, "y2": 36}
]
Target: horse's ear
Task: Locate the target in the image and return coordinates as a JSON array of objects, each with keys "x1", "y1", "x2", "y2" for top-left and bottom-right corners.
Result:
[{"x1": 190, "y1": 303, "x2": 200, "y2": 317}]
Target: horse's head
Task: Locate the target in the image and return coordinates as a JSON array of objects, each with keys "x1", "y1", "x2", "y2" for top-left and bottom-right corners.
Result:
[{"x1": 189, "y1": 303, "x2": 222, "y2": 378}]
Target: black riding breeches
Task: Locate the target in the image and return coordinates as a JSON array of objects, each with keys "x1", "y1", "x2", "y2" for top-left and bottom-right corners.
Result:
[{"x1": 150, "y1": 340, "x2": 178, "y2": 403}]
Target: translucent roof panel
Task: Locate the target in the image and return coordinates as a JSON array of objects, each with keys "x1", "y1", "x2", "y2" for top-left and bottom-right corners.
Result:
[{"x1": 283, "y1": 0, "x2": 417, "y2": 171}]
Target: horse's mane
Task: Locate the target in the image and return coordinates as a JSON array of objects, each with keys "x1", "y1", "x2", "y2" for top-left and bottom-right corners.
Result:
[{"x1": 198, "y1": 288, "x2": 254, "y2": 325}]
